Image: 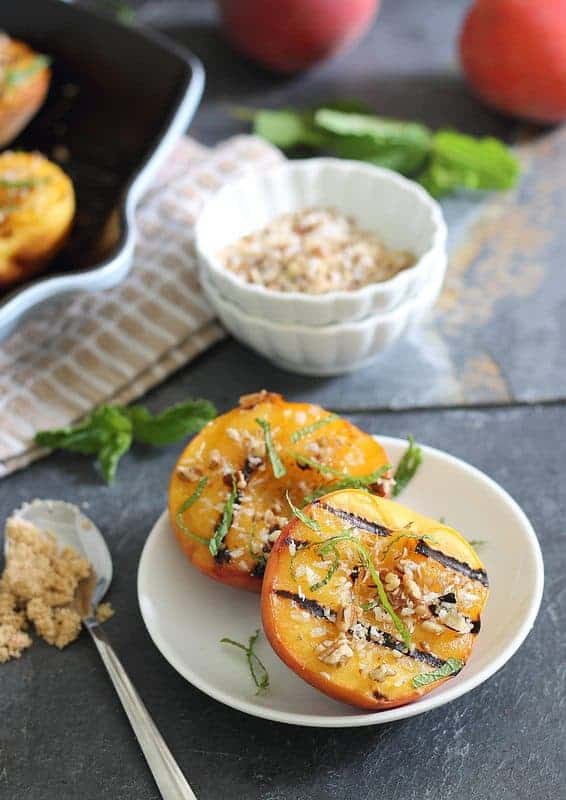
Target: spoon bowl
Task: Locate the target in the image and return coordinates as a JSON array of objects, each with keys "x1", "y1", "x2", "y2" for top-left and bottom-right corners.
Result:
[{"x1": 12, "y1": 499, "x2": 112, "y2": 609}]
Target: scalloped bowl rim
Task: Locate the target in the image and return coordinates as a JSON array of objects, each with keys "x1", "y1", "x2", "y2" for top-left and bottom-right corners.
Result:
[
  {"x1": 195, "y1": 158, "x2": 447, "y2": 308},
  {"x1": 200, "y1": 254, "x2": 447, "y2": 337}
]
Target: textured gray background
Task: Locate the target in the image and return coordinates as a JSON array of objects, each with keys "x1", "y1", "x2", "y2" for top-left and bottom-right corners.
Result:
[{"x1": 1, "y1": 1, "x2": 565, "y2": 799}]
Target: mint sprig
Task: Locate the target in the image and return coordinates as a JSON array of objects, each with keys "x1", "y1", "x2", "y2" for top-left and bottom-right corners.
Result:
[
  {"x1": 220, "y1": 629, "x2": 270, "y2": 695},
  {"x1": 35, "y1": 399, "x2": 217, "y2": 484},
  {"x1": 239, "y1": 104, "x2": 519, "y2": 197}
]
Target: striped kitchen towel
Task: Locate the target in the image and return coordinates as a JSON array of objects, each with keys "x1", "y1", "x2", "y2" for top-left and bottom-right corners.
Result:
[{"x1": 0, "y1": 135, "x2": 284, "y2": 478}]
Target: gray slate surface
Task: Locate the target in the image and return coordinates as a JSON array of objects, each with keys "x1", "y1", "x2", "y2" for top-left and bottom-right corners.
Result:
[{"x1": 1, "y1": 1, "x2": 565, "y2": 799}]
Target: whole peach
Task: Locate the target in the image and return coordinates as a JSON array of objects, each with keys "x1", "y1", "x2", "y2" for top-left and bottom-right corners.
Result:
[
  {"x1": 216, "y1": 0, "x2": 380, "y2": 74},
  {"x1": 459, "y1": 0, "x2": 566, "y2": 123}
]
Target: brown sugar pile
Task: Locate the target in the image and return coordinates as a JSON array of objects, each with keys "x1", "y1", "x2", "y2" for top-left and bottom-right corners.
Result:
[{"x1": 0, "y1": 516, "x2": 114, "y2": 663}]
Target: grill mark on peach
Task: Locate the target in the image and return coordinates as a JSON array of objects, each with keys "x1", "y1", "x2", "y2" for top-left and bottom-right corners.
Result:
[
  {"x1": 213, "y1": 547, "x2": 231, "y2": 565},
  {"x1": 313, "y1": 501, "x2": 391, "y2": 536},
  {"x1": 275, "y1": 589, "x2": 336, "y2": 621},
  {"x1": 415, "y1": 540, "x2": 489, "y2": 587},
  {"x1": 429, "y1": 593, "x2": 481, "y2": 634},
  {"x1": 274, "y1": 590, "x2": 445, "y2": 668}
]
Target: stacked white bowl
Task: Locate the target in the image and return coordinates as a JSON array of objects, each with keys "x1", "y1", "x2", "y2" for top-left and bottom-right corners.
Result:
[{"x1": 195, "y1": 159, "x2": 447, "y2": 375}]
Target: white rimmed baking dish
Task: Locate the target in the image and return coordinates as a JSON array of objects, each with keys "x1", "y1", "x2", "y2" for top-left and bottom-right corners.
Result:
[
  {"x1": 195, "y1": 158, "x2": 447, "y2": 327},
  {"x1": 200, "y1": 251, "x2": 446, "y2": 376}
]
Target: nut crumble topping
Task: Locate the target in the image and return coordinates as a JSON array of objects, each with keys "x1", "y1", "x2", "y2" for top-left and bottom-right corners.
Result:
[
  {"x1": 219, "y1": 208, "x2": 415, "y2": 294},
  {"x1": 316, "y1": 633, "x2": 354, "y2": 666}
]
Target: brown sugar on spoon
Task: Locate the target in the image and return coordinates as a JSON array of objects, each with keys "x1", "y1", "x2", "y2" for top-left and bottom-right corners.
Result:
[{"x1": 0, "y1": 516, "x2": 113, "y2": 663}]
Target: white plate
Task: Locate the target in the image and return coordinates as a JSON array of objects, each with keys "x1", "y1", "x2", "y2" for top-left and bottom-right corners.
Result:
[{"x1": 137, "y1": 437, "x2": 543, "y2": 727}]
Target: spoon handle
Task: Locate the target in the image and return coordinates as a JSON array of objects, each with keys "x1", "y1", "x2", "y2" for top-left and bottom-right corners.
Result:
[{"x1": 85, "y1": 618, "x2": 198, "y2": 800}]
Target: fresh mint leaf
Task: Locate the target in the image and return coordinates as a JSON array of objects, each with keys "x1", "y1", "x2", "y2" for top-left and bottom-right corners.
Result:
[
  {"x1": 209, "y1": 476, "x2": 238, "y2": 557},
  {"x1": 392, "y1": 435, "x2": 422, "y2": 497},
  {"x1": 35, "y1": 398, "x2": 216, "y2": 484},
  {"x1": 315, "y1": 109, "x2": 432, "y2": 153},
  {"x1": 98, "y1": 429, "x2": 132, "y2": 484},
  {"x1": 412, "y1": 657, "x2": 463, "y2": 688},
  {"x1": 256, "y1": 418, "x2": 286, "y2": 478},
  {"x1": 314, "y1": 109, "x2": 432, "y2": 175},
  {"x1": 36, "y1": 405, "x2": 132, "y2": 484},
  {"x1": 221, "y1": 629, "x2": 270, "y2": 694},
  {"x1": 126, "y1": 399, "x2": 216, "y2": 445},
  {"x1": 419, "y1": 131, "x2": 520, "y2": 197},
  {"x1": 252, "y1": 109, "x2": 320, "y2": 149}
]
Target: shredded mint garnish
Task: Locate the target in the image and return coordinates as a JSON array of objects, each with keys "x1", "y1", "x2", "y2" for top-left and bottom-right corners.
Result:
[
  {"x1": 302, "y1": 464, "x2": 391, "y2": 504},
  {"x1": 35, "y1": 398, "x2": 216, "y2": 484},
  {"x1": 256, "y1": 418, "x2": 286, "y2": 478},
  {"x1": 208, "y1": 476, "x2": 238, "y2": 557},
  {"x1": 286, "y1": 491, "x2": 321, "y2": 532},
  {"x1": 290, "y1": 414, "x2": 338, "y2": 443},
  {"x1": 309, "y1": 545, "x2": 340, "y2": 591},
  {"x1": 4, "y1": 55, "x2": 51, "y2": 88},
  {"x1": 303, "y1": 530, "x2": 412, "y2": 650},
  {"x1": 176, "y1": 477, "x2": 209, "y2": 545},
  {"x1": 468, "y1": 539, "x2": 486, "y2": 549},
  {"x1": 412, "y1": 658, "x2": 463, "y2": 688},
  {"x1": 354, "y1": 540, "x2": 412, "y2": 651},
  {"x1": 292, "y1": 452, "x2": 341, "y2": 477},
  {"x1": 220, "y1": 629, "x2": 270, "y2": 694},
  {"x1": 392, "y1": 435, "x2": 423, "y2": 497}
]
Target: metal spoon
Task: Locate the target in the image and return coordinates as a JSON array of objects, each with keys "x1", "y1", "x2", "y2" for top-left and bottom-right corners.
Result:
[{"x1": 11, "y1": 499, "x2": 198, "y2": 800}]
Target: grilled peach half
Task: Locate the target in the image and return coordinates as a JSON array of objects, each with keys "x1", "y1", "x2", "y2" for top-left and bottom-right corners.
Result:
[
  {"x1": 262, "y1": 489, "x2": 488, "y2": 710},
  {"x1": 0, "y1": 37, "x2": 51, "y2": 148},
  {"x1": 168, "y1": 391, "x2": 391, "y2": 592},
  {"x1": 0, "y1": 151, "x2": 75, "y2": 288}
]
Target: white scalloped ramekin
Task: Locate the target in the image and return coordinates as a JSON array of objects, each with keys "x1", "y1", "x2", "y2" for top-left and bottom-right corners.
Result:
[
  {"x1": 195, "y1": 158, "x2": 446, "y2": 327},
  {"x1": 200, "y1": 252, "x2": 446, "y2": 376}
]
